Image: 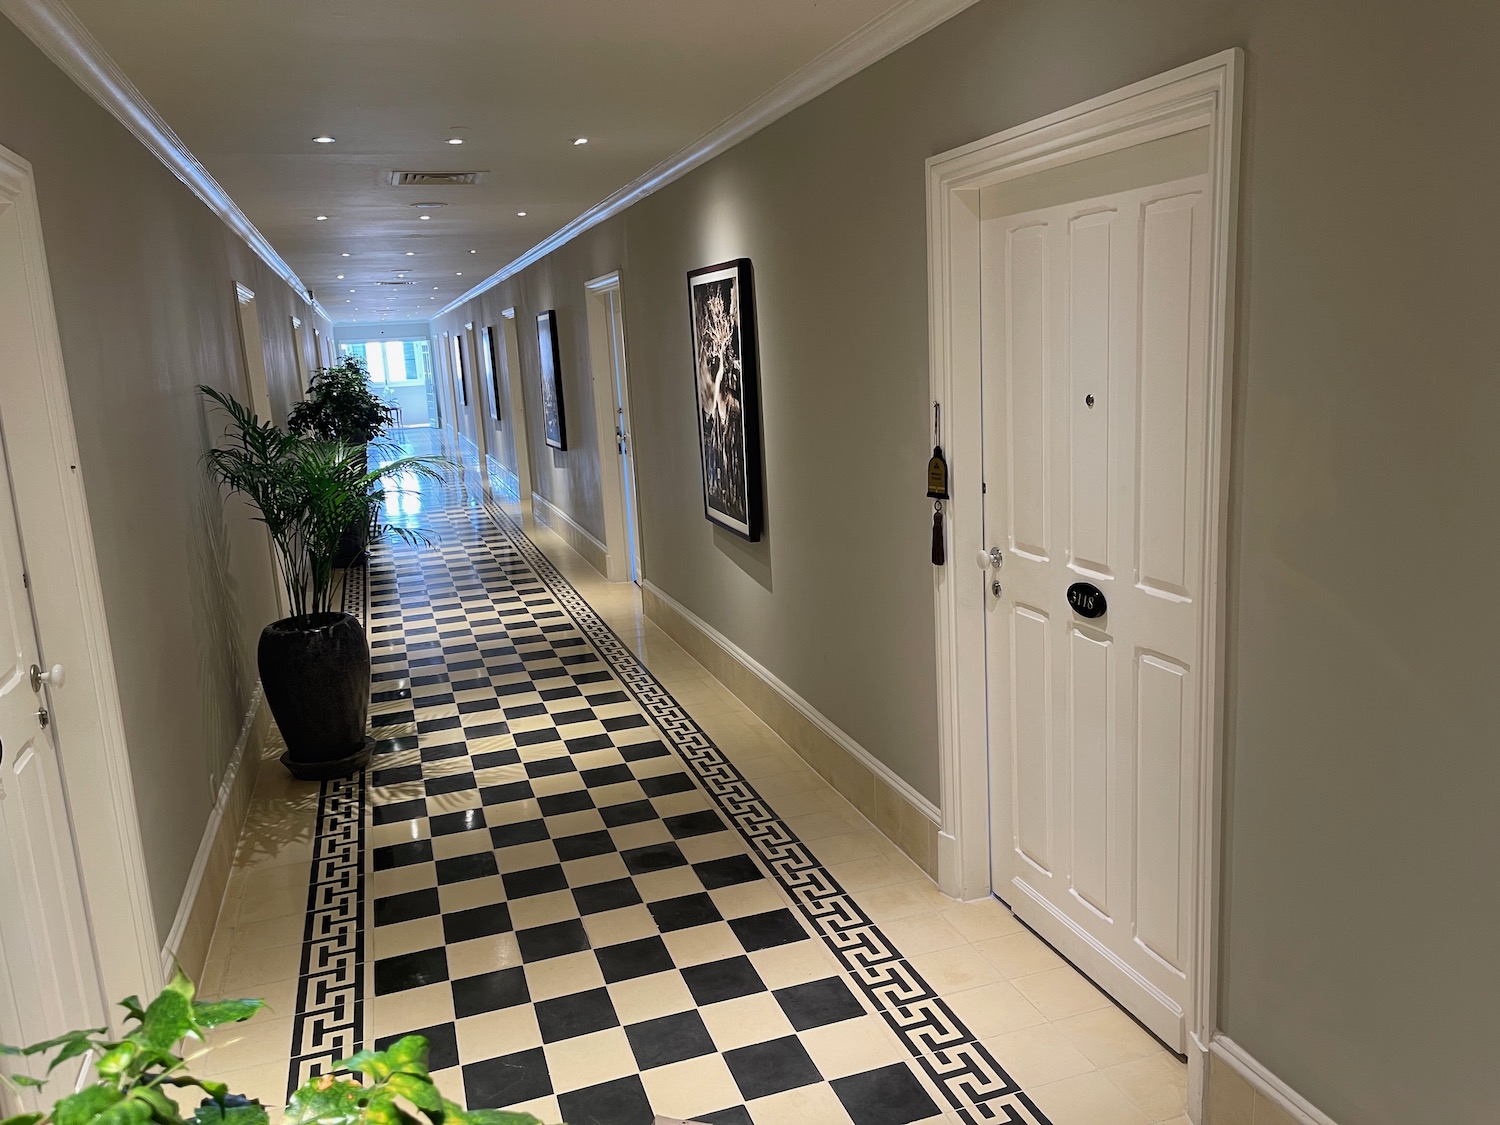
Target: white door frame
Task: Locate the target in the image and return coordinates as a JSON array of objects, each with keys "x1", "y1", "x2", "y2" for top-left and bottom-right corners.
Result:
[
  {"x1": 463, "y1": 322, "x2": 490, "y2": 476},
  {"x1": 0, "y1": 144, "x2": 160, "y2": 1015},
  {"x1": 584, "y1": 272, "x2": 641, "y2": 582},
  {"x1": 927, "y1": 49, "x2": 1242, "y2": 1105},
  {"x1": 498, "y1": 309, "x2": 535, "y2": 517},
  {"x1": 290, "y1": 314, "x2": 310, "y2": 398}
]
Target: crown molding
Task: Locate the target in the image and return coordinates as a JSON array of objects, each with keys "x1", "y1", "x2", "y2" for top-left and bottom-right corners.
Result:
[
  {"x1": 435, "y1": 0, "x2": 981, "y2": 320},
  {"x1": 0, "y1": 0, "x2": 329, "y2": 321}
]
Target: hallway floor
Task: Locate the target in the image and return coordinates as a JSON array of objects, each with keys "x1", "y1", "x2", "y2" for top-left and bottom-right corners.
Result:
[{"x1": 196, "y1": 451, "x2": 1188, "y2": 1125}]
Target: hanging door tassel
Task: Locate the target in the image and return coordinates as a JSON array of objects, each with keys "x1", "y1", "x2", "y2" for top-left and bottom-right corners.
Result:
[{"x1": 931, "y1": 502, "x2": 945, "y2": 566}]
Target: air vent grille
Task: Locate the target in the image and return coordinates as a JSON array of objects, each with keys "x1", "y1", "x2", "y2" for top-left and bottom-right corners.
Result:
[
  {"x1": 389, "y1": 170, "x2": 484, "y2": 187},
  {"x1": 376, "y1": 280, "x2": 416, "y2": 287}
]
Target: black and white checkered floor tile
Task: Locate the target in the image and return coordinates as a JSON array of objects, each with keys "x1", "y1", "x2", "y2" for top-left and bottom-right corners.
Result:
[{"x1": 286, "y1": 462, "x2": 1050, "y2": 1125}]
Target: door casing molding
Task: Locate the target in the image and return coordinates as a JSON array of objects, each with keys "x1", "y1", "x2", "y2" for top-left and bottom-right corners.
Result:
[
  {"x1": 0, "y1": 142, "x2": 160, "y2": 1014},
  {"x1": 582, "y1": 271, "x2": 641, "y2": 583},
  {"x1": 925, "y1": 49, "x2": 1243, "y2": 1110}
]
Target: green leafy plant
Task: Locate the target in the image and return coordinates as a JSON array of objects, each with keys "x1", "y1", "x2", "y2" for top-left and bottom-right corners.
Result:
[
  {"x1": 287, "y1": 357, "x2": 396, "y2": 445},
  {"x1": 199, "y1": 386, "x2": 446, "y2": 618},
  {"x1": 0, "y1": 974, "x2": 548, "y2": 1125}
]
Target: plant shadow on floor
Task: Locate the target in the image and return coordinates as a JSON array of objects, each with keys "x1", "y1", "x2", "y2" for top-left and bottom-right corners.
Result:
[{"x1": 1, "y1": 974, "x2": 555, "y2": 1125}]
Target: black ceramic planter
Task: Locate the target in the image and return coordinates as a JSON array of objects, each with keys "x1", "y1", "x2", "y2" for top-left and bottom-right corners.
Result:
[{"x1": 258, "y1": 611, "x2": 372, "y2": 780}]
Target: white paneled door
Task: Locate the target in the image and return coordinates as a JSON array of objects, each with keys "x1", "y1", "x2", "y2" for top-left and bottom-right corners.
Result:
[
  {"x1": 980, "y1": 149, "x2": 1211, "y2": 1050},
  {"x1": 0, "y1": 429, "x2": 100, "y2": 1106}
]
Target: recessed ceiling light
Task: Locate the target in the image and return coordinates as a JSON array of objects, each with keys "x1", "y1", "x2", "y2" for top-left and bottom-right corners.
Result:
[
  {"x1": 447, "y1": 137, "x2": 464, "y2": 145},
  {"x1": 341, "y1": 252, "x2": 350, "y2": 257},
  {"x1": 316, "y1": 215, "x2": 329, "y2": 221},
  {"x1": 406, "y1": 252, "x2": 415, "y2": 256},
  {"x1": 456, "y1": 272, "x2": 463, "y2": 276},
  {"x1": 469, "y1": 249, "x2": 477, "y2": 254},
  {"x1": 572, "y1": 137, "x2": 589, "y2": 146},
  {"x1": 336, "y1": 274, "x2": 344, "y2": 279},
  {"x1": 312, "y1": 135, "x2": 336, "y2": 144},
  {"x1": 517, "y1": 211, "x2": 527, "y2": 217},
  {"x1": 432, "y1": 286, "x2": 439, "y2": 290},
  {"x1": 349, "y1": 288, "x2": 355, "y2": 292},
  {"x1": 419, "y1": 215, "x2": 430, "y2": 220}
]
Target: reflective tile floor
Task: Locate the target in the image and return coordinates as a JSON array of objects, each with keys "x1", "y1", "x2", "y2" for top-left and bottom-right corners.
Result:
[{"x1": 197, "y1": 441, "x2": 1188, "y2": 1125}]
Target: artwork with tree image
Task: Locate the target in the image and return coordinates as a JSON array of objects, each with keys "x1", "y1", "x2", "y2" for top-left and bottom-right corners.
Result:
[
  {"x1": 688, "y1": 258, "x2": 761, "y2": 539},
  {"x1": 537, "y1": 309, "x2": 567, "y2": 450}
]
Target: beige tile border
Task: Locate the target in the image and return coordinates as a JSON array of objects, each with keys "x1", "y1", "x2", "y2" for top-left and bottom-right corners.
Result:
[
  {"x1": 641, "y1": 582, "x2": 939, "y2": 878},
  {"x1": 162, "y1": 690, "x2": 271, "y2": 983}
]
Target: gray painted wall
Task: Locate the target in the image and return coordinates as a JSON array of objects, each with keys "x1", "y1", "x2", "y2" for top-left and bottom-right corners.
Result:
[
  {"x1": 0, "y1": 19, "x2": 306, "y2": 936},
  {"x1": 440, "y1": 2, "x2": 1500, "y2": 1120}
]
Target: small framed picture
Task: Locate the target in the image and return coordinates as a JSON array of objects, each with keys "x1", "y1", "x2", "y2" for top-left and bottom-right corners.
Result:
[
  {"x1": 687, "y1": 258, "x2": 761, "y2": 539},
  {"x1": 451, "y1": 333, "x2": 467, "y2": 407},
  {"x1": 482, "y1": 325, "x2": 502, "y2": 422},
  {"x1": 537, "y1": 310, "x2": 567, "y2": 450}
]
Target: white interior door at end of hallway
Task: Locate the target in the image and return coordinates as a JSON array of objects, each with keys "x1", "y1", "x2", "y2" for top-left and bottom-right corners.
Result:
[
  {"x1": 0, "y1": 433, "x2": 102, "y2": 1107},
  {"x1": 980, "y1": 144, "x2": 1212, "y2": 1050},
  {"x1": 606, "y1": 287, "x2": 642, "y2": 585}
]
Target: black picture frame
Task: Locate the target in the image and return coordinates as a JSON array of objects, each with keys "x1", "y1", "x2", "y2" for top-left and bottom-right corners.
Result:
[
  {"x1": 687, "y1": 258, "x2": 761, "y2": 540},
  {"x1": 451, "y1": 333, "x2": 468, "y2": 407},
  {"x1": 537, "y1": 310, "x2": 567, "y2": 450},
  {"x1": 482, "y1": 325, "x2": 502, "y2": 422}
]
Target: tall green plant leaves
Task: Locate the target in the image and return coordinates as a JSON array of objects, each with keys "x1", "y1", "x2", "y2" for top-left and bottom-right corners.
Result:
[{"x1": 199, "y1": 387, "x2": 446, "y2": 619}]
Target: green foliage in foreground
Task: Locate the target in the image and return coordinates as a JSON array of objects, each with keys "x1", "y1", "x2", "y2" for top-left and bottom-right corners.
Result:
[{"x1": 1, "y1": 973, "x2": 548, "y2": 1125}]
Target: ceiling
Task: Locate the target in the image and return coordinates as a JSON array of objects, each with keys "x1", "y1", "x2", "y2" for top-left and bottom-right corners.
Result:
[{"x1": 61, "y1": 0, "x2": 911, "y2": 324}]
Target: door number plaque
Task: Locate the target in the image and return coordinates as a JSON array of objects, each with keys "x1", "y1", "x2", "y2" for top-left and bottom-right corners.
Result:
[{"x1": 1066, "y1": 582, "x2": 1107, "y2": 619}]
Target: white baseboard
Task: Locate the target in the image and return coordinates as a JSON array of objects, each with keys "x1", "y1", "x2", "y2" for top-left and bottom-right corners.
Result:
[
  {"x1": 486, "y1": 454, "x2": 520, "y2": 504},
  {"x1": 159, "y1": 685, "x2": 264, "y2": 980},
  {"x1": 531, "y1": 491, "x2": 608, "y2": 575},
  {"x1": 1210, "y1": 1035, "x2": 1340, "y2": 1125},
  {"x1": 643, "y1": 581, "x2": 939, "y2": 825}
]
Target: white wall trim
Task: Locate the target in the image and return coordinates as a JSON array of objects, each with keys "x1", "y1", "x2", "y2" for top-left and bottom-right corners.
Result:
[
  {"x1": 1211, "y1": 1037, "x2": 1341, "y2": 1125},
  {"x1": 0, "y1": 0, "x2": 328, "y2": 322},
  {"x1": 486, "y1": 453, "x2": 520, "y2": 506},
  {"x1": 159, "y1": 685, "x2": 261, "y2": 978},
  {"x1": 434, "y1": 0, "x2": 980, "y2": 320},
  {"x1": 925, "y1": 43, "x2": 1243, "y2": 1084},
  {"x1": 0, "y1": 140, "x2": 161, "y2": 1013},
  {"x1": 643, "y1": 580, "x2": 940, "y2": 825},
  {"x1": 531, "y1": 491, "x2": 607, "y2": 574}
]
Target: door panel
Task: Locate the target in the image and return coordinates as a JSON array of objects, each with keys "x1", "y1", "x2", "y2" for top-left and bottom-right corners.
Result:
[{"x1": 982, "y1": 160, "x2": 1210, "y2": 1049}]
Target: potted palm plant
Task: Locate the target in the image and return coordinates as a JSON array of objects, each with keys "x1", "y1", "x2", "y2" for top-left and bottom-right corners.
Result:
[
  {"x1": 200, "y1": 386, "x2": 443, "y2": 779},
  {"x1": 288, "y1": 356, "x2": 397, "y2": 566}
]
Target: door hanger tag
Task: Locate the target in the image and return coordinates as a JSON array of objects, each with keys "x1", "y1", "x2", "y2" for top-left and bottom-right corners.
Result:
[{"x1": 927, "y1": 404, "x2": 950, "y2": 501}]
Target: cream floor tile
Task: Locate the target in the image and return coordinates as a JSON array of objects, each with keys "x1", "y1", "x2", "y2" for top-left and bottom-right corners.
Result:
[
  {"x1": 908, "y1": 944, "x2": 1004, "y2": 994},
  {"x1": 827, "y1": 855, "x2": 909, "y2": 892},
  {"x1": 639, "y1": 1052, "x2": 742, "y2": 1121},
  {"x1": 1010, "y1": 966, "x2": 1112, "y2": 1020},
  {"x1": 237, "y1": 883, "x2": 308, "y2": 926},
  {"x1": 542, "y1": 1025, "x2": 636, "y2": 1090},
  {"x1": 798, "y1": 1016, "x2": 907, "y2": 1080},
  {"x1": 522, "y1": 949, "x2": 604, "y2": 1001},
  {"x1": 853, "y1": 880, "x2": 953, "y2": 923},
  {"x1": 200, "y1": 1015, "x2": 295, "y2": 1074},
  {"x1": 219, "y1": 941, "x2": 302, "y2": 993},
  {"x1": 1103, "y1": 1054, "x2": 1188, "y2": 1121},
  {"x1": 206, "y1": 1059, "x2": 290, "y2": 1114},
  {"x1": 804, "y1": 831, "x2": 883, "y2": 867},
  {"x1": 938, "y1": 898, "x2": 1024, "y2": 943},
  {"x1": 367, "y1": 981, "x2": 454, "y2": 1031},
  {"x1": 981, "y1": 1023, "x2": 1097, "y2": 1088},
  {"x1": 696, "y1": 990, "x2": 795, "y2": 1052},
  {"x1": 1054, "y1": 1006, "x2": 1164, "y2": 1069},
  {"x1": 942, "y1": 981, "x2": 1047, "y2": 1038},
  {"x1": 226, "y1": 911, "x2": 306, "y2": 953},
  {"x1": 746, "y1": 1081, "x2": 855, "y2": 1123},
  {"x1": 454, "y1": 1005, "x2": 543, "y2": 1060},
  {"x1": 1028, "y1": 1071, "x2": 1153, "y2": 1125},
  {"x1": 874, "y1": 912, "x2": 970, "y2": 957},
  {"x1": 606, "y1": 971, "x2": 696, "y2": 1025},
  {"x1": 973, "y1": 929, "x2": 1068, "y2": 979}
]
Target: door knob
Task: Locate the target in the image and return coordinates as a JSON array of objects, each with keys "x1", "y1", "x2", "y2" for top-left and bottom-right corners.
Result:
[
  {"x1": 976, "y1": 547, "x2": 1003, "y2": 570},
  {"x1": 29, "y1": 663, "x2": 65, "y2": 692}
]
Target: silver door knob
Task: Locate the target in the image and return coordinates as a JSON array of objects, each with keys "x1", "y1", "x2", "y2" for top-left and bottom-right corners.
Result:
[{"x1": 976, "y1": 547, "x2": 1004, "y2": 570}]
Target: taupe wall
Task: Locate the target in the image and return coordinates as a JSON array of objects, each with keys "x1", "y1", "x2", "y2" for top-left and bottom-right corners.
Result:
[
  {"x1": 437, "y1": 219, "x2": 626, "y2": 539},
  {"x1": 436, "y1": 2, "x2": 1500, "y2": 1120},
  {"x1": 0, "y1": 18, "x2": 307, "y2": 936}
]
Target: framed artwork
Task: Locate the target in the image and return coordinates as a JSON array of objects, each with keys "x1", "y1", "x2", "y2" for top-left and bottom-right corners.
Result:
[
  {"x1": 537, "y1": 309, "x2": 567, "y2": 450},
  {"x1": 451, "y1": 333, "x2": 467, "y2": 407},
  {"x1": 687, "y1": 258, "x2": 761, "y2": 539},
  {"x1": 481, "y1": 325, "x2": 502, "y2": 422}
]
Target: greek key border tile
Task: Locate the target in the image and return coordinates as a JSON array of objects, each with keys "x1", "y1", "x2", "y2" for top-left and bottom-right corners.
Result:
[
  {"x1": 480, "y1": 500, "x2": 1051, "y2": 1125},
  {"x1": 285, "y1": 561, "x2": 371, "y2": 1099}
]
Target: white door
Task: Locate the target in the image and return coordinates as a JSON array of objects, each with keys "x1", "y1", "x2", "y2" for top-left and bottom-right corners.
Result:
[
  {"x1": 981, "y1": 135, "x2": 1211, "y2": 1049},
  {"x1": 0, "y1": 429, "x2": 102, "y2": 1106}
]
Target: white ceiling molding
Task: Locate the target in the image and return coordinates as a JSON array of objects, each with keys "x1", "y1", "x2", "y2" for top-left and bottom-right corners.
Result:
[
  {"x1": 0, "y1": 0, "x2": 330, "y2": 321},
  {"x1": 435, "y1": 0, "x2": 981, "y2": 320}
]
